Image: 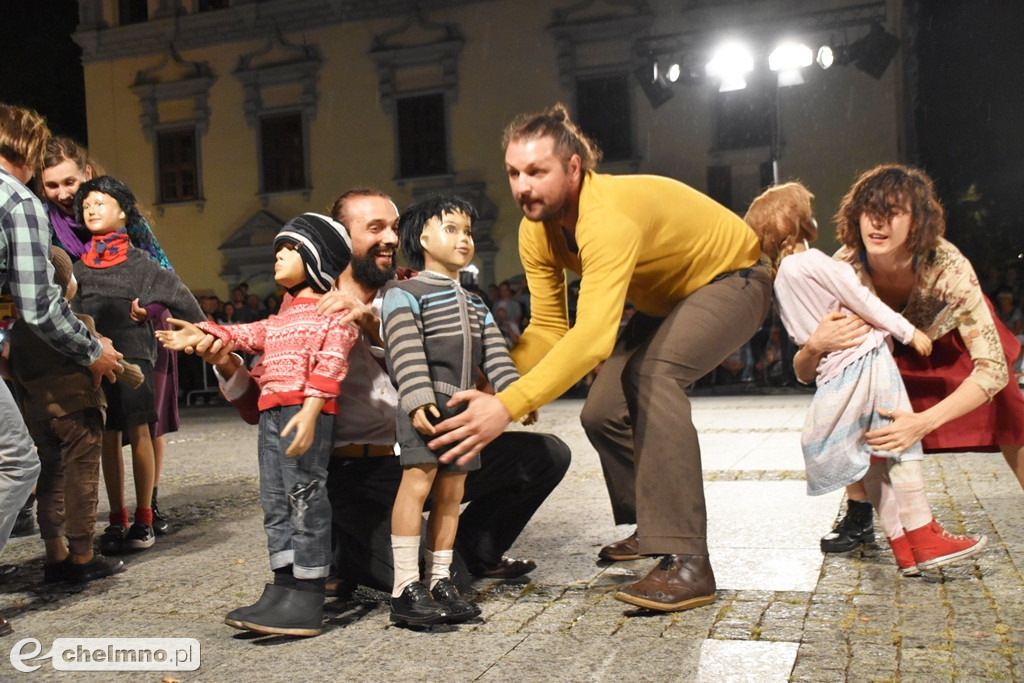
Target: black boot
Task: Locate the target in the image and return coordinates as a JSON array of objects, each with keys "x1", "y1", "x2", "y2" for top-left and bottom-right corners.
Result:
[
  {"x1": 238, "y1": 584, "x2": 324, "y2": 637},
  {"x1": 224, "y1": 583, "x2": 290, "y2": 630},
  {"x1": 10, "y1": 495, "x2": 36, "y2": 538},
  {"x1": 151, "y1": 488, "x2": 169, "y2": 536},
  {"x1": 430, "y1": 578, "x2": 480, "y2": 623},
  {"x1": 821, "y1": 499, "x2": 874, "y2": 553}
]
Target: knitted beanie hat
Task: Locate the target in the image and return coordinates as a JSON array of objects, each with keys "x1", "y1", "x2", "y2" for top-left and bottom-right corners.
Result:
[{"x1": 273, "y1": 213, "x2": 352, "y2": 293}]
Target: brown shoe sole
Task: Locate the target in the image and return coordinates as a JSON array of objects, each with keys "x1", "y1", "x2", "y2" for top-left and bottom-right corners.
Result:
[
  {"x1": 598, "y1": 551, "x2": 644, "y2": 562},
  {"x1": 238, "y1": 620, "x2": 323, "y2": 637},
  {"x1": 613, "y1": 590, "x2": 717, "y2": 612}
]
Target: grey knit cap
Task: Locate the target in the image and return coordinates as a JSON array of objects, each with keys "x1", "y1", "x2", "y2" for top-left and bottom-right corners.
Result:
[{"x1": 273, "y1": 213, "x2": 353, "y2": 293}]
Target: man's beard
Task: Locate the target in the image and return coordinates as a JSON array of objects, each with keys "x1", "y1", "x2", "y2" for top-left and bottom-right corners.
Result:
[{"x1": 351, "y1": 247, "x2": 396, "y2": 289}]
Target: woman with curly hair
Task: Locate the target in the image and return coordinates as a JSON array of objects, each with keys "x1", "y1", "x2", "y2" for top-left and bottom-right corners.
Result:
[{"x1": 796, "y1": 165, "x2": 1024, "y2": 553}]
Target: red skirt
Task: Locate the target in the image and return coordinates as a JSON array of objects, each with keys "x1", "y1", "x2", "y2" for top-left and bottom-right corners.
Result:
[{"x1": 894, "y1": 300, "x2": 1024, "y2": 453}]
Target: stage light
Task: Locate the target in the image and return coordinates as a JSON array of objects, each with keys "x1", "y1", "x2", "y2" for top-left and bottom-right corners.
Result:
[
  {"x1": 634, "y1": 57, "x2": 674, "y2": 109},
  {"x1": 705, "y1": 40, "x2": 754, "y2": 92},
  {"x1": 769, "y1": 42, "x2": 812, "y2": 87},
  {"x1": 848, "y1": 22, "x2": 899, "y2": 79},
  {"x1": 816, "y1": 45, "x2": 834, "y2": 69},
  {"x1": 666, "y1": 62, "x2": 681, "y2": 83}
]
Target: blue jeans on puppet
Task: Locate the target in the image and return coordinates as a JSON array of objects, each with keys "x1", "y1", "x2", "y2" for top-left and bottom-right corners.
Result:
[{"x1": 257, "y1": 405, "x2": 333, "y2": 579}]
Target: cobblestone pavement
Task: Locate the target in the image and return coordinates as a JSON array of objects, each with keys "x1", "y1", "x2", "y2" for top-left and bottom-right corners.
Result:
[{"x1": 0, "y1": 393, "x2": 1021, "y2": 681}]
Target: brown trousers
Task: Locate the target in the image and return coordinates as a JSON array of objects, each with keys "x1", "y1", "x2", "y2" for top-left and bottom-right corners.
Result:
[
  {"x1": 581, "y1": 266, "x2": 772, "y2": 556},
  {"x1": 30, "y1": 408, "x2": 105, "y2": 556}
]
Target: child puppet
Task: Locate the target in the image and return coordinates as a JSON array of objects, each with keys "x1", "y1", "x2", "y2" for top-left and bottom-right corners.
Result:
[
  {"x1": 746, "y1": 182, "x2": 985, "y2": 575},
  {"x1": 6, "y1": 246, "x2": 143, "y2": 584},
  {"x1": 72, "y1": 176, "x2": 204, "y2": 553},
  {"x1": 157, "y1": 213, "x2": 357, "y2": 637},
  {"x1": 381, "y1": 194, "x2": 531, "y2": 627}
]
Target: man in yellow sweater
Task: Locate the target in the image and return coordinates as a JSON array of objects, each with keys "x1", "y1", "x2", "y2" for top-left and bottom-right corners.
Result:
[{"x1": 428, "y1": 104, "x2": 772, "y2": 612}]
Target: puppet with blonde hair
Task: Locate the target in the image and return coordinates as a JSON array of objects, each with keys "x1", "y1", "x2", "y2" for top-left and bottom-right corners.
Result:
[{"x1": 746, "y1": 181, "x2": 985, "y2": 575}]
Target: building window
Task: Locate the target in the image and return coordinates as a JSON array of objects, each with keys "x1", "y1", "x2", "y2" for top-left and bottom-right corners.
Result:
[
  {"x1": 157, "y1": 128, "x2": 199, "y2": 203},
  {"x1": 576, "y1": 74, "x2": 633, "y2": 162},
  {"x1": 118, "y1": 0, "x2": 148, "y2": 25},
  {"x1": 714, "y1": 87, "x2": 773, "y2": 151},
  {"x1": 707, "y1": 165, "x2": 732, "y2": 208},
  {"x1": 396, "y1": 93, "x2": 449, "y2": 179},
  {"x1": 198, "y1": 0, "x2": 230, "y2": 10},
  {"x1": 260, "y1": 113, "x2": 306, "y2": 193}
]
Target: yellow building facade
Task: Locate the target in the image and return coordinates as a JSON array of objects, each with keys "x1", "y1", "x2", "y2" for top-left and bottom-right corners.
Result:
[{"x1": 74, "y1": 0, "x2": 911, "y2": 298}]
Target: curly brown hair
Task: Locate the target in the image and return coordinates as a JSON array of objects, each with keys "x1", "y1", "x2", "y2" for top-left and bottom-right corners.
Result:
[
  {"x1": 0, "y1": 103, "x2": 49, "y2": 171},
  {"x1": 835, "y1": 164, "x2": 945, "y2": 257},
  {"x1": 744, "y1": 182, "x2": 818, "y2": 271},
  {"x1": 501, "y1": 102, "x2": 602, "y2": 173}
]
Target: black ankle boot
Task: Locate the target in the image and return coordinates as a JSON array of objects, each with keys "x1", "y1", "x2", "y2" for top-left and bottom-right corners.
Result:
[
  {"x1": 238, "y1": 585, "x2": 324, "y2": 637},
  {"x1": 151, "y1": 488, "x2": 169, "y2": 536},
  {"x1": 224, "y1": 583, "x2": 289, "y2": 630},
  {"x1": 821, "y1": 499, "x2": 874, "y2": 553}
]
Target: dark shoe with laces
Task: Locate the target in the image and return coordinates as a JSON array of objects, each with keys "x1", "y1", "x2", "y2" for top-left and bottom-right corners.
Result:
[
  {"x1": 68, "y1": 555, "x2": 124, "y2": 584},
  {"x1": 10, "y1": 495, "x2": 36, "y2": 538},
  {"x1": 821, "y1": 499, "x2": 875, "y2": 553},
  {"x1": 225, "y1": 583, "x2": 289, "y2": 630},
  {"x1": 98, "y1": 523, "x2": 128, "y2": 555},
  {"x1": 45, "y1": 555, "x2": 123, "y2": 584},
  {"x1": 431, "y1": 578, "x2": 480, "y2": 623},
  {"x1": 615, "y1": 554, "x2": 717, "y2": 612},
  {"x1": 389, "y1": 582, "x2": 450, "y2": 627},
  {"x1": 0, "y1": 565, "x2": 19, "y2": 584},
  {"x1": 598, "y1": 531, "x2": 642, "y2": 561},
  {"x1": 125, "y1": 522, "x2": 155, "y2": 550},
  {"x1": 151, "y1": 489, "x2": 169, "y2": 536},
  {"x1": 466, "y1": 557, "x2": 537, "y2": 579}
]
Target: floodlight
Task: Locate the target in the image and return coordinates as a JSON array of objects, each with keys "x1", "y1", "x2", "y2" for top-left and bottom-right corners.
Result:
[
  {"x1": 768, "y1": 43, "x2": 812, "y2": 72},
  {"x1": 705, "y1": 41, "x2": 754, "y2": 92},
  {"x1": 634, "y1": 57, "x2": 674, "y2": 108},
  {"x1": 816, "y1": 45, "x2": 834, "y2": 69},
  {"x1": 848, "y1": 22, "x2": 899, "y2": 79}
]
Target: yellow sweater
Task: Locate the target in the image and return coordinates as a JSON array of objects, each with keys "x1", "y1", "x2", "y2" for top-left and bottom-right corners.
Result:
[{"x1": 498, "y1": 172, "x2": 761, "y2": 420}]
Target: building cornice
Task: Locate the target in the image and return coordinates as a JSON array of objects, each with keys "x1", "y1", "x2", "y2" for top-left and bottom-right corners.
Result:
[{"x1": 73, "y1": 0, "x2": 493, "y2": 63}]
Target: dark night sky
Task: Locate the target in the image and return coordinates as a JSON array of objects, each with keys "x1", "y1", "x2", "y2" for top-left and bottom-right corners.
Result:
[{"x1": 1, "y1": 0, "x2": 1021, "y2": 268}]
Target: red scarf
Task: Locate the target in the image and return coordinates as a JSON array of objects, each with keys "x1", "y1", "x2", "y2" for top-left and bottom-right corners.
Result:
[{"x1": 83, "y1": 230, "x2": 131, "y2": 268}]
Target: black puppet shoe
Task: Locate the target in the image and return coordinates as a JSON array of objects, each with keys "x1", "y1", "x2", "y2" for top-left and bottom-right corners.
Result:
[
  {"x1": 389, "y1": 582, "x2": 450, "y2": 627},
  {"x1": 430, "y1": 578, "x2": 480, "y2": 623}
]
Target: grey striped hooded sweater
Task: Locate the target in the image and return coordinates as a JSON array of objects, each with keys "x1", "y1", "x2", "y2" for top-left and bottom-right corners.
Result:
[{"x1": 381, "y1": 271, "x2": 519, "y2": 415}]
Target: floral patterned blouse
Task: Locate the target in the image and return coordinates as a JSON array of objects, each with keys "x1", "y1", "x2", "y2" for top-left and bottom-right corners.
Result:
[{"x1": 836, "y1": 238, "x2": 1009, "y2": 399}]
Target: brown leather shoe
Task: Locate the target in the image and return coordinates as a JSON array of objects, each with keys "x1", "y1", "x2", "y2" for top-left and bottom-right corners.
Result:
[
  {"x1": 614, "y1": 554, "x2": 717, "y2": 612},
  {"x1": 598, "y1": 531, "x2": 642, "y2": 561},
  {"x1": 468, "y1": 557, "x2": 536, "y2": 579}
]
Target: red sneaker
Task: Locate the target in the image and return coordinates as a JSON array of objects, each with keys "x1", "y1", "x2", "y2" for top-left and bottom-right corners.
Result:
[
  {"x1": 905, "y1": 519, "x2": 986, "y2": 571},
  {"x1": 886, "y1": 534, "x2": 922, "y2": 576}
]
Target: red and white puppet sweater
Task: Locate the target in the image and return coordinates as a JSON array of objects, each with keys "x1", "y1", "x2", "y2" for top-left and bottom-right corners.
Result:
[{"x1": 197, "y1": 297, "x2": 358, "y2": 414}]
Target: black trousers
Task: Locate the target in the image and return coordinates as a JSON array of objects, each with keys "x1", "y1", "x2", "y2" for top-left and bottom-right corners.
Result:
[{"x1": 327, "y1": 431, "x2": 571, "y2": 592}]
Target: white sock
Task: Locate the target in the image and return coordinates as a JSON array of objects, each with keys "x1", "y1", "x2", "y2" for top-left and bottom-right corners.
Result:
[
  {"x1": 889, "y1": 460, "x2": 933, "y2": 532},
  {"x1": 862, "y1": 459, "x2": 904, "y2": 540},
  {"x1": 425, "y1": 549, "x2": 453, "y2": 589},
  {"x1": 391, "y1": 535, "x2": 421, "y2": 598}
]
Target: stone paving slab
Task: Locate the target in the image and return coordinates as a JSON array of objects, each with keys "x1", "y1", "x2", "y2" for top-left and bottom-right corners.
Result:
[{"x1": 0, "y1": 394, "x2": 1021, "y2": 681}]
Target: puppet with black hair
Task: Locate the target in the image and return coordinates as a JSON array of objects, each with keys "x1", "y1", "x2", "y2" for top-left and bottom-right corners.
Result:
[
  {"x1": 156, "y1": 212, "x2": 359, "y2": 637},
  {"x1": 380, "y1": 194, "x2": 534, "y2": 627},
  {"x1": 71, "y1": 175, "x2": 204, "y2": 556}
]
